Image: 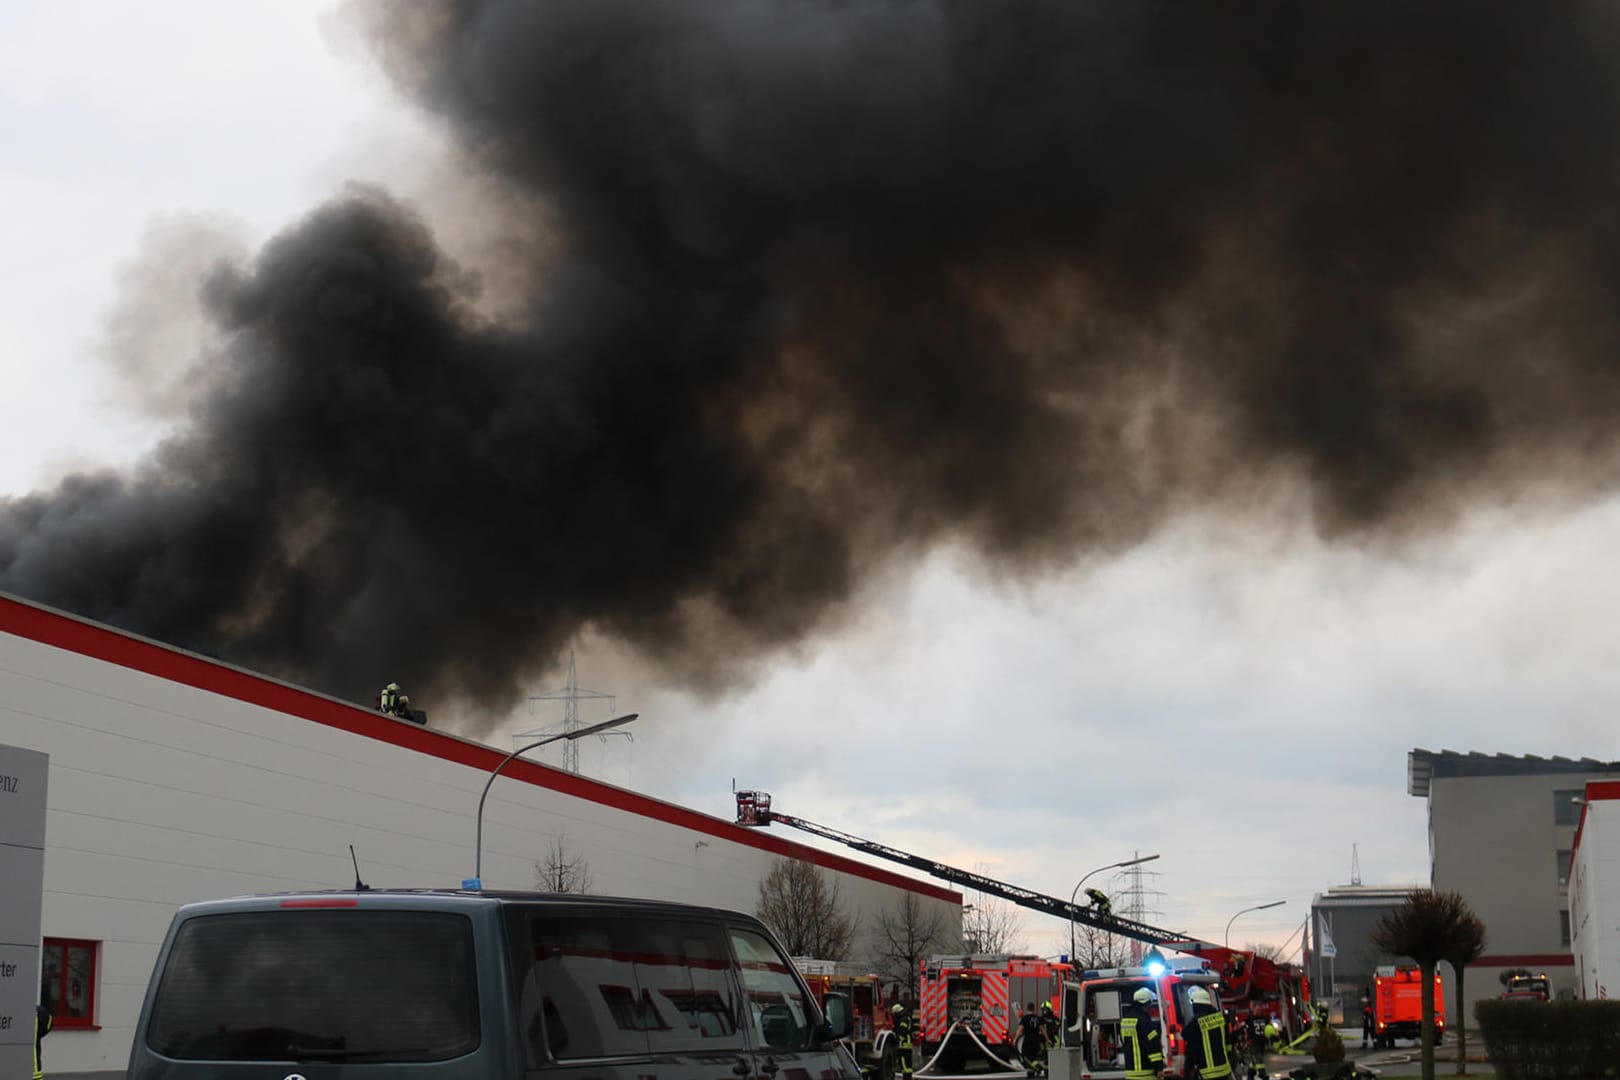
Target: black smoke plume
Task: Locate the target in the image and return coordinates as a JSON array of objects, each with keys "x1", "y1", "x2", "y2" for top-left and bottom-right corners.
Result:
[{"x1": 5, "y1": 1, "x2": 1620, "y2": 716}]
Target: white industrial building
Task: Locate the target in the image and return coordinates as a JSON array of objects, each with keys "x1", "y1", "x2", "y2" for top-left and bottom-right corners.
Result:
[
  {"x1": 0, "y1": 593, "x2": 961, "y2": 1078},
  {"x1": 1570, "y1": 779, "x2": 1620, "y2": 999}
]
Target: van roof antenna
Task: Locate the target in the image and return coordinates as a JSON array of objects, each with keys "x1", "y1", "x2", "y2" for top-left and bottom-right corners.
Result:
[{"x1": 350, "y1": 844, "x2": 371, "y2": 891}]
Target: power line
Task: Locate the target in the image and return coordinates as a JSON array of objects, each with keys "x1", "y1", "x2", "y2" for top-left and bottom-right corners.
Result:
[{"x1": 515, "y1": 650, "x2": 625, "y2": 774}]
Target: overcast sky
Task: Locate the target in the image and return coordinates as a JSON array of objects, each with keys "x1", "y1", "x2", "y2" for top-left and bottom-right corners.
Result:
[{"x1": 5, "y1": 0, "x2": 1617, "y2": 962}]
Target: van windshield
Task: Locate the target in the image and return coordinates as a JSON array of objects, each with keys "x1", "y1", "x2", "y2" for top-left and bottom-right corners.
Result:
[{"x1": 146, "y1": 910, "x2": 479, "y2": 1062}]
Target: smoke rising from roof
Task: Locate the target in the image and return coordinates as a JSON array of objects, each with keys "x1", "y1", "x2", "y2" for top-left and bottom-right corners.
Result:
[{"x1": 4, "y1": 1, "x2": 1620, "y2": 719}]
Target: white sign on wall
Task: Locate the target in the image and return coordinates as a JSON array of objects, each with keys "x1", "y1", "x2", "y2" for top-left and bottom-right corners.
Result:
[{"x1": 0, "y1": 744, "x2": 48, "y2": 1080}]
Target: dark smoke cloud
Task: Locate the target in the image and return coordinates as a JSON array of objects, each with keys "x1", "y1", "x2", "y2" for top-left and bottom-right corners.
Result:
[{"x1": 6, "y1": 0, "x2": 1620, "y2": 718}]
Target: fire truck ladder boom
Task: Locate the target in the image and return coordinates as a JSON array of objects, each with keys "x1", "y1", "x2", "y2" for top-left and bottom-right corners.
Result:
[{"x1": 733, "y1": 789, "x2": 1188, "y2": 949}]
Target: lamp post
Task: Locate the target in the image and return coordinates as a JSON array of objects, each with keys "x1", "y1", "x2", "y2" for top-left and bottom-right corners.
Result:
[
  {"x1": 1225, "y1": 899, "x2": 1286, "y2": 948},
  {"x1": 469, "y1": 712, "x2": 638, "y2": 887},
  {"x1": 1069, "y1": 854, "x2": 1160, "y2": 965}
]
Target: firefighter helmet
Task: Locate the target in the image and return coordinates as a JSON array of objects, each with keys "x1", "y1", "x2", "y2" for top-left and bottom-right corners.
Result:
[
  {"x1": 1133, "y1": 987, "x2": 1155, "y2": 1004},
  {"x1": 1189, "y1": 987, "x2": 1212, "y2": 1006},
  {"x1": 891, "y1": 1003, "x2": 905, "y2": 1015}
]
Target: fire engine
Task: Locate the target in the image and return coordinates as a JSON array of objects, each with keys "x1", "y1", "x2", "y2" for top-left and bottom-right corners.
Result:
[
  {"x1": 1372, "y1": 964, "x2": 1446, "y2": 1048},
  {"x1": 915, "y1": 954, "x2": 1072, "y2": 1073},
  {"x1": 1061, "y1": 958, "x2": 1222, "y2": 1080},
  {"x1": 796, "y1": 959, "x2": 898, "y2": 1078},
  {"x1": 734, "y1": 791, "x2": 1309, "y2": 1044},
  {"x1": 1500, "y1": 971, "x2": 1551, "y2": 1001}
]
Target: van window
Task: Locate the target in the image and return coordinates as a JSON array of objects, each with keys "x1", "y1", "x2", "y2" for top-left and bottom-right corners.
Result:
[
  {"x1": 525, "y1": 915, "x2": 747, "y2": 1063},
  {"x1": 146, "y1": 910, "x2": 478, "y2": 1062},
  {"x1": 729, "y1": 927, "x2": 817, "y2": 1051}
]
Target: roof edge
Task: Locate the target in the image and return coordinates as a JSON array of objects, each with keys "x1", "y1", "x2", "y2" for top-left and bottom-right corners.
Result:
[{"x1": 0, "y1": 591, "x2": 962, "y2": 905}]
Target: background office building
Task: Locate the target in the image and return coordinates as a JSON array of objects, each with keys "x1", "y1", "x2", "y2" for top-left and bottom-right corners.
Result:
[
  {"x1": 0, "y1": 594, "x2": 961, "y2": 1078},
  {"x1": 1309, "y1": 884, "x2": 1417, "y2": 1020},
  {"x1": 1408, "y1": 748, "x2": 1620, "y2": 1020}
]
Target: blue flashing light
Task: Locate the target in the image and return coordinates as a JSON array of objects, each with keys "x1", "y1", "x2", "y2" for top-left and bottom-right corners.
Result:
[{"x1": 462, "y1": 877, "x2": 483, "y2": 890}]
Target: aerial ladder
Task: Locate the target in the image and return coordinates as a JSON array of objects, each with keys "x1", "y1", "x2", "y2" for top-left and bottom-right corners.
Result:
[
  {"x1": 736, "y1": 789, "x2": 1179, "y2": 946},
  {"x1": 734, "y1": 790, "x2": 1310, "y2": 1039}
]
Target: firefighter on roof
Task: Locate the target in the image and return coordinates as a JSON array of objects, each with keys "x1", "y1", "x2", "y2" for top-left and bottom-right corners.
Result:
[
  {"x1": 378, "y1": 682, "x2": 402, "y2": 715},
  {"x1": 1183, "y1": 987, "x2": 1231, "y2": 1080},
  {"x1": 1084, "y1": 888, "x2": 1113, "y2": 916},
  {"x1": 1121, "y1": 987, "x2": 1164, "y2": 1080},
  {"x1": 890, "y1": 1002, "x2": 916, "y2": 1080}
]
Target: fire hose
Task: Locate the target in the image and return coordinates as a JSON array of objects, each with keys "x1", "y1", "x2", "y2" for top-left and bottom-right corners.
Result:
[{"x1": 915, "y1": 1021, "x2": 1026, "y2": 1076}]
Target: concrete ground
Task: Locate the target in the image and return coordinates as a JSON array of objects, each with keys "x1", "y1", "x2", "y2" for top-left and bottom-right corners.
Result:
[{"x1": 1260, "y1": 1027, "x2": 1495, "y2": 1077}]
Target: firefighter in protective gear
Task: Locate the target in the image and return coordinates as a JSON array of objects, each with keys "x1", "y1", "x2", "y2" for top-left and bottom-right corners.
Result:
[
  {"x1": 1040, "y1": 1001, "x2": 1059, "y2": 1048},
  {"x1": 35, "y1": 1003, "x2": 52, "y2": 1080},
  {"x1": 378, "y1": 682, "x2": 402, "y2": 715},
  {"x1": 890, "y1": 1002, "x2": 917, "y2": 1080},
  {"x1": 1183, "y1": 987, "x2": 1231, "y2": 1080},
  {"x1": 1085, "y1": 888, "x2": 1113, "y2": 917},
  {"x1": 1015, "y1": 1002, "x2": 1046, "y2": 1077},
  {"x1": 1121, "y1": 987, "x2": 1163, "y2": 1080}
]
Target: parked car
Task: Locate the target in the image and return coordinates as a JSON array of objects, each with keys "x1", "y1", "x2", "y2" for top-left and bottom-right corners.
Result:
[{"x1": 128, "y1": 890, "x2": 855, "y2": 1080}]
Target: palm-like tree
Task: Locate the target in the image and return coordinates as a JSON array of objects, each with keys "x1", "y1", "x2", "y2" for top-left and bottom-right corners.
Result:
[{"x1": 1370, "y1": 890, "x2": 1487, "y2": 1080}]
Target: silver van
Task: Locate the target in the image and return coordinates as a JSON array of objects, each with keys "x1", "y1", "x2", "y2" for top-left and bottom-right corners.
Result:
[{"x1": 128, "y1": 890, "x2": 857, "y2": 1080}]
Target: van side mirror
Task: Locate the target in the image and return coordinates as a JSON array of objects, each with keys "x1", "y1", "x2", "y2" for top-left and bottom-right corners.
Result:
[{"x1": 821, "y1": 992, "x2": 854, "y2": 1042}]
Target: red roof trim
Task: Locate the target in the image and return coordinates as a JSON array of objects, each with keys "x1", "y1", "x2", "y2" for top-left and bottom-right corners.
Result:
[
  {"x1": 1474, "y1": 954, "x2": 1574, "y2": 967},
  {"x1": 0, "y1": 594, "x2": 961, "y2": 905},
  {"x1": 1572, "y1": 780, "x2": 1620, "y2": 857}
]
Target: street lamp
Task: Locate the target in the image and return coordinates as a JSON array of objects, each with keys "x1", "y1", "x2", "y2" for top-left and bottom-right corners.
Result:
[
  {"x1": 469, "y1": 713, "x2": 638, "y2": 887},
  {"x1": 1069, "y1": 854, "x2": 1161, "y2": 964},
  {"x1": 1225, "y1": 899, "x2": 1286, "y2": 947}
]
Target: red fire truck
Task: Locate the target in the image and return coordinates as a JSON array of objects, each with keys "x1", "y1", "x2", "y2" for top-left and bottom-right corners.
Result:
[
  {"x1": 797, "y1": 960, "x2": 898, "y2": 1078},
  {"x1": 734, "y1": 793, "x2": 1309, "y2": 1061},
  {"x1": 1159, "y1": 942, "x2": 1311, "y2": 1041},
  {"x1": 916, "y1": 954, "x2": 1072, "y2": 1074},
  {"x1": 1372, "y1": 964, "x2": 1446, "y2": 1048}
]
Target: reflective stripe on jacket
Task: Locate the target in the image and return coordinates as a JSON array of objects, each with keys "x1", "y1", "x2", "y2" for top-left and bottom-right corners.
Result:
[
  {"x1": 1120, "y1": 1010, "x2": 1163, "y2": 1080},
  {"x1": 1186, "y1": 1006, "x2": 1231, "y2": 1079}
]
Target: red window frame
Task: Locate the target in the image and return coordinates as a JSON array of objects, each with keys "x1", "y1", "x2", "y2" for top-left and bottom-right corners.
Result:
[{"x1": 41, "y1": 938, "x2": 98, "y2": 1030}]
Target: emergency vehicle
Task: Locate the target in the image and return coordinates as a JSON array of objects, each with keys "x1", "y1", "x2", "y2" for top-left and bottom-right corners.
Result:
[
  {"x1": 1059, "y1": 958, "x2": 1222, "y2": 1080},
  {"x1": 1159, "y1": 942, "x2": 1310, "y2": 1041},
  {"x1": 797, "y1": 959, "x2": 898, "y2": 1078},
  {"x1": 1372, "y1": 964, "x2": 1446, "y2": 1048},
  {"x1": 916, "y1": 954, "x2": 1071, "y2": 1074},
  {"x1": 1500, "y1": 972, "x2": 1551, "y2": 1001},
  {"x1": 734, "y1": 793, "x2": 1307, "y2": 1067}
]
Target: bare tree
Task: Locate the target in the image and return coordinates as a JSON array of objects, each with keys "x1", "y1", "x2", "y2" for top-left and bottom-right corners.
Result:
[
  {"x1": 873, "y1": 893, "x2": 952, "y2": 998},
  {"x1": 534, "y1": 834, "x2": 594, "y2": 893},
  {"x1": 756, "y1": 858, "x2": 857, "y2": 959},
  {"x1": 1441, "y1": 907, "x2": 1488, "y2": 1076},
  {"x1": 962, "y1": 895, "x2": 1024, "y2": 955},
  {"x1": 1370, "y1": 890, "x2": 1486, "y2": 1080},
  {"x1": 1246, "y1": 942, "x2": 1285, "y2": 963},
  {"x1": 1072, "y1": 921, "x2": 1129, "y2": 969}
]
